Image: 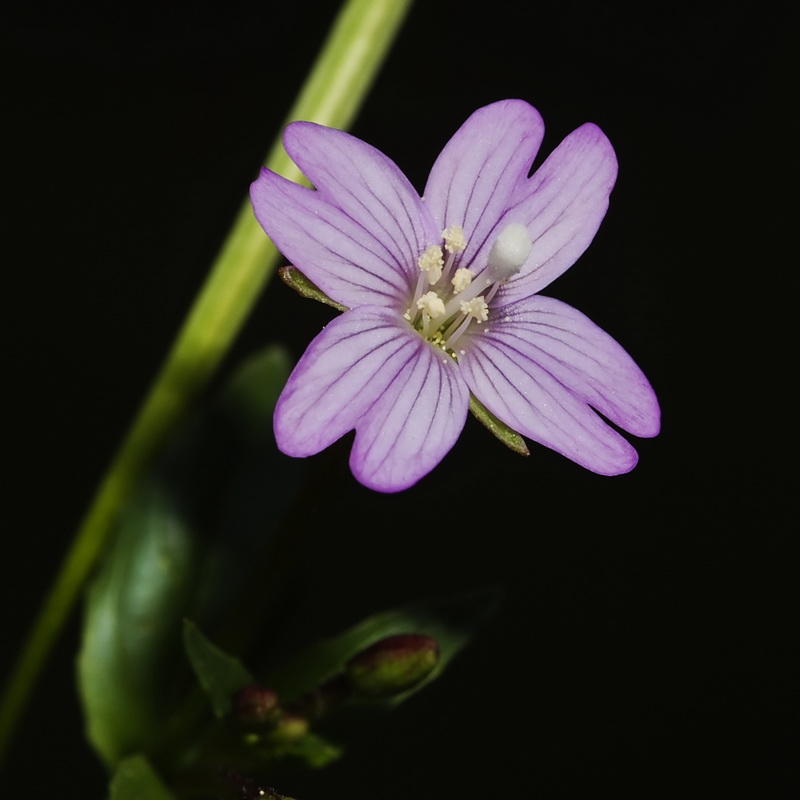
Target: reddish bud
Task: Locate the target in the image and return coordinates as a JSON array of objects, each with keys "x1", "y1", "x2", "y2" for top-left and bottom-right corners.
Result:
[
  {"x1": 231, "y1": 684, "x2": 281, "y2": 729},
  {"x1": 345, "y1": 634, "x2": 439, "y2": 698}
]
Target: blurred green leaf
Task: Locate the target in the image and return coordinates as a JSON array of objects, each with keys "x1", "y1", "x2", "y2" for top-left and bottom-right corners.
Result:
[
  {"x1": 219, "y1": 345, "x2": 294, "y2": 443},
  {"x1": 79, "y1": 481, "x2": 196, "y2": 768},
  {"x1": 183, "y1": 620, "x2": 254, "y2": 719},
  {"x1": 269, "y1": 589, "x2": 501, "y2": 706},
  {"x1": 277, "y1": 732, "x2": 343, "y2": 768},
  {"x1": 78, "y1": 345, "x2": 294, "y2": 768},
  {"x1": 108, "y1": 755, "x2": 176, "y2": 800}
]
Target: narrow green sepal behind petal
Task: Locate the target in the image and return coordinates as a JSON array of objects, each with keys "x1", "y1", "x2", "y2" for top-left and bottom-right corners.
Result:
[
  {"x1": 469, "y1": 394, "x2": 530, "y2": 456},
  {"x1": 279, "y1": 266, "x2": 349, "y2": 312}
]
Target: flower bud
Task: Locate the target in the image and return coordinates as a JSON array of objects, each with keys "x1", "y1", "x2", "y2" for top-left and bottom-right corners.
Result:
[
  {"x1": 231, "y1": 684, "x2": 281, "y2": 729},
  {"x1": 266, "y1": 713, "x2": 309, "y2": 744},
  {"x1": 345, "y1": 634, "x2": 439, "y2": 698}
]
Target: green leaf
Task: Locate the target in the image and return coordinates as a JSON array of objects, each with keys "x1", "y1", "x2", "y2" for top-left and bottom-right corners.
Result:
[
  {"x1": 268, "y1": 588, "x2": 501, "y2": 706},
  {"x1": 218, "y1": 345, "x2": 294, "y2": 443},
  {"x1": 469, "y1": 394, "x2": 530, "y2": 456},
  {"x1": 78, "y1": 481, "x2": 197, "y2": 768},
  {"x1": 78, "y1": 345, "x2": 294, "y2": 768},
  {"x1": 279, "y1": 266, "x2": 349, "y2": 312},
  {"x1": 183, "y1": 620, "x2": 254, "y2": 719},
  {"x1": 108, "y1": 755, "x2": 177, "y2": 800}
]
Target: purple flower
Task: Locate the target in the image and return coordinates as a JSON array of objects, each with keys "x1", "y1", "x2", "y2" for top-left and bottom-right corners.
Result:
[{"x1": 251, "y1": 100, "x2": 659, "y2": 492}]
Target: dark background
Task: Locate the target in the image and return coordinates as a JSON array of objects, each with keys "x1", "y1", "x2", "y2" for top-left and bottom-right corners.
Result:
[{"x1": 2, "y1": 2, "x2": 795, "y2": 797}]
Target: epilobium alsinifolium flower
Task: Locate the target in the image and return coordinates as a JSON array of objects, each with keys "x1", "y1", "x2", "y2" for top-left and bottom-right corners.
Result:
[{"x1": 251, "y1": 100, "x2": 660, "y2": 492}]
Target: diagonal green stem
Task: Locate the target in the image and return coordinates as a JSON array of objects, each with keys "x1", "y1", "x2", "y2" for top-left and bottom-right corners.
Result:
[{"x1": 0, "y1": 0, "x2": 413, "y2": 767}]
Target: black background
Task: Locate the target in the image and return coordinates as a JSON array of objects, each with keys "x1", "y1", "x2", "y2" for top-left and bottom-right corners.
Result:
[{"x1": 2, "y1": 2, "x2": 795, "y2": 797}]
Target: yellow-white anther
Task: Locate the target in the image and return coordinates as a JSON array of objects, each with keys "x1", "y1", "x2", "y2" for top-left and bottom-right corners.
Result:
[
  {"x1": 460, "y1": 296, "x2": 489, "y2": 323},
  {"x1": 487, "y1": 222, "x2": 532, "y2": 281},
  {"x1": 418, "y1": 245, "x2": 444, "y2": 284},
  {"x1": 451, "y1": 268, "x2": 474, "y2": 294},
  {"x1": 442, "y1": 225, "x2": 467, "y2": 253},
  {"x1": 417, "y1": 291, "x2": 446, "y2": 319}
]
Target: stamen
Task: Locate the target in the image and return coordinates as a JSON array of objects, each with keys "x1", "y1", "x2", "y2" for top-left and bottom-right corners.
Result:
[
  {"x1": 406, "y1": 226, "x2": 516, "y2": 351},
  {"x1": 451, "y1": 268, "x2": 474, "y2": 294},
  {"x1": 438, "y1": 272, "x2": 492, "y2": 322},
  {"x1": 486, "y1": 222, "x2": 532, "y2": 282},
  {"x1": 440, "y1": 226, "x2": 468, "y2": 281},
  {"x1": 417, "y1": 291, "x2": 446, "y2": 319},
  {"x1": 418, "y1": 244, "x2": 444, "y2": 285},
  {"x1": 459, "y1": 297, "x2": 489, "y2": 323},
  {"x1": 485, "y1": 282, "x2": 500, "y2": 303},
  {"x1": 444, "y1": 314, "x2": 477, "y2": 350},
  {"x1": 442, "y1": 226, "x2": 467, "y2": 254},
  {"x1": 417, "y1": 291, "x2": 445, "y2": 339}
]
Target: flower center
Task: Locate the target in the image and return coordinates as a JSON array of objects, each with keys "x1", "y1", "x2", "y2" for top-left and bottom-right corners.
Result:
[{"x1": 405, "y1": 223, "x2": 532, "y2": 357}]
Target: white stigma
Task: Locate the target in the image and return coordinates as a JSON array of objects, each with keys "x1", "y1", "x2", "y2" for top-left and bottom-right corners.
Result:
[{"x1": 486, "y1": 223, "x2": 532, "y2": 282}]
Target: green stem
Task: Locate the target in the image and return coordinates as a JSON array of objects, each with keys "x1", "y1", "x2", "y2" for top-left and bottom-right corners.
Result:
[{"x1": 0, "y1": 0, "x2": 413, "y2": 767}]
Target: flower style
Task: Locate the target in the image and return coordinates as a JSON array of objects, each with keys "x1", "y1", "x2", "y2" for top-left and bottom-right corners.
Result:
[{"x1": 251, "y1": 100, "x2": 659, "y2": 492}]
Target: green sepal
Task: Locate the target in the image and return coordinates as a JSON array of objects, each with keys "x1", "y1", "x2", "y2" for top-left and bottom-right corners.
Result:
[
  {"x1": 183, "y1": 620, "x2": 254, "y2": 719},
  {"x1": 108, "y1": 755, "x2": 177, "y2": 800},
  {"x1": 268, "y1": 588, "x2": 501, "y2": 707},
  {"x1": 469, "y1": 394, "x2": 529, "y2": 456},
  {"x1": 279, "y1": 266, "x2": 349, "y2": 312}
]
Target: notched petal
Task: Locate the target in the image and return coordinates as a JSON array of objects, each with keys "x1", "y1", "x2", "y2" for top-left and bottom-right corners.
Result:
[
  {"x1": 274, "y1": 307, "x2": 470, "y2": 493},
  {"x1": 501, "y1": 122, "x2": 619, "y2": 300},
  {"x1": 423, "y1": 100, "x2": 545, "y2": 274},
  {"x1": 251, "y1": 169, "x2": 414, "y2": 309},
  {"x1": 459, "y1": 307, "x2": 652, "y2": 475},
  {"x1": 284, "y1": 122, "x2": 440, "y2": 276},
  {"x1": 488, "y1": 295, "x2": 660, "y2": 439}
]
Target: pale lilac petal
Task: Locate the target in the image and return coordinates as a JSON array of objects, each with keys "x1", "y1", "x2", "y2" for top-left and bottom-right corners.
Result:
[
  {"x1": 458, "y1": 299, "x2": 654, "y2": 474},
  {"x1": 479, "y1": 294, "x2": 659, "y2": 437},
  {"x1": 274, "y1": 307, "x2": 469, "y2": 492},
  {"x1": 250, "y1": 122, "x2": 439, "y2": 309},
  {"x1": 500, "y1": 123, "x2": 618, "y2": 303},
  {"x1": 252, "y1": 169, "x2": 408, "y2": 307},
  {"x1": 284, "y1": 123, "x2": 441, "y2": 271},
  {"x1": 423, "y1": 100, "x2": 544, "y2": 274}
]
